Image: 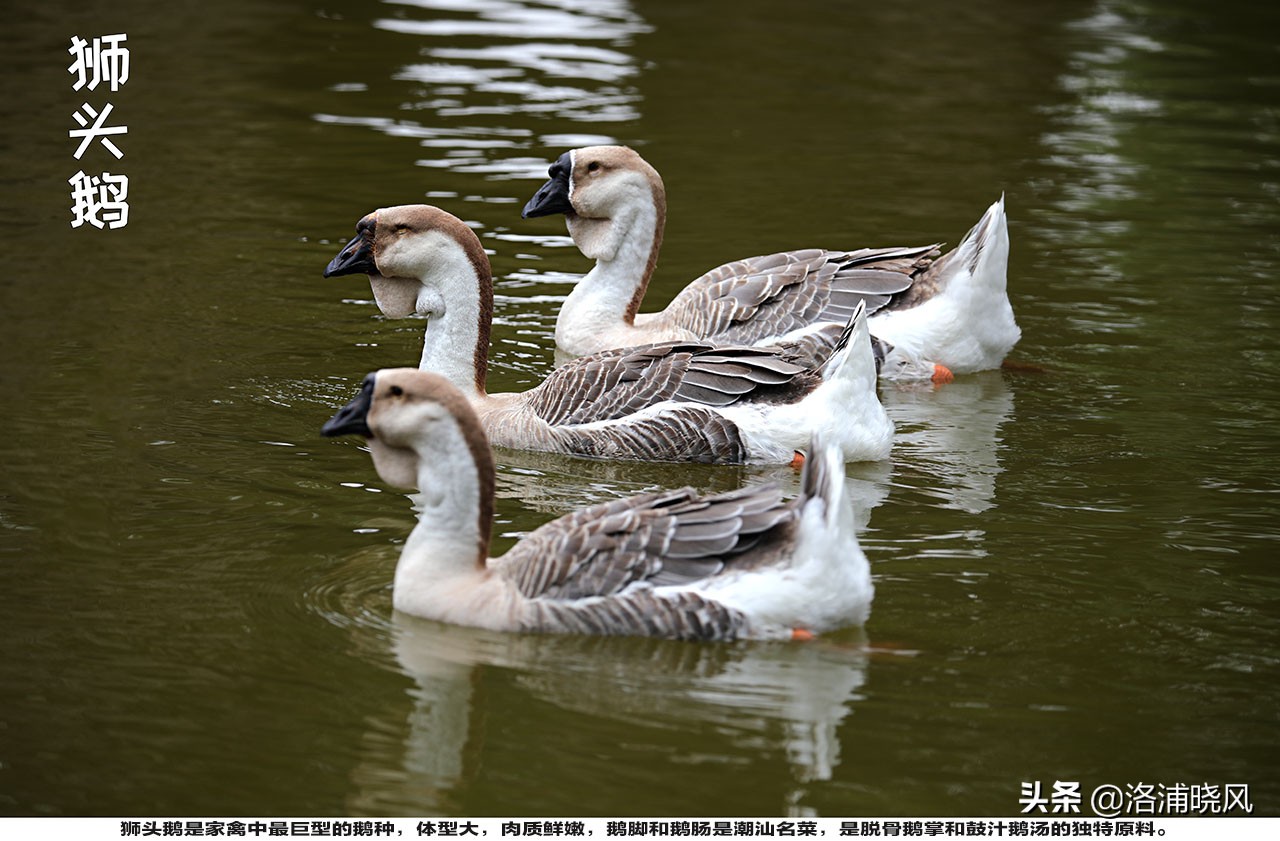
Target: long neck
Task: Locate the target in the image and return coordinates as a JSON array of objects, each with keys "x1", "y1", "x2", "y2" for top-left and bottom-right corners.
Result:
[
  {"x1": 560, "y1": 189, "x2": 665, "y2": 330},
  {"x1": 393, "y1": 429, "x2": 495, "y2": 610},
  {"x1": 415, "y1": 253, "x2": 494, "y2": 400}
]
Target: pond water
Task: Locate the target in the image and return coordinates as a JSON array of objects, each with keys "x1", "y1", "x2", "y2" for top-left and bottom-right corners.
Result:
[{"x1": 1, "y1": 0, "x2": 1277, "y2": 818}]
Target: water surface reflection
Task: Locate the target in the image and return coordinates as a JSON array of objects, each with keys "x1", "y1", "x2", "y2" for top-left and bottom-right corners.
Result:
[
  {"x1": 882, "y1": 372, "x2": 1016, "y2": 515},
  {"x1": 344, "y1": 616, "x2": 871, "y2": 815},
  {"x1": 318, "y1": 0, "x2": 649, "y2": 177}
]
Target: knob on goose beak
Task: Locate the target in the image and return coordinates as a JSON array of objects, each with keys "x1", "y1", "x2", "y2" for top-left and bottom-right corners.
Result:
[
  {"x1": 322, "y1": 375, "x2": 375, "y2": 438},
  {"x1": 324, "y1": 216, "x2": 378, "y2": 278},
  {"x1": 521, "y1": 152, "x2": 574, "y2": 218}
]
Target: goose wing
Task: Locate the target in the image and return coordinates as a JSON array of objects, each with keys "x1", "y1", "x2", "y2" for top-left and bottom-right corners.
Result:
[
  {"x1": 548, "y1": 404, "x2": 748, "y2": 464},
  {"x1": 521, "y1": 341, "x2": 813, "y2": 425},
  {"x1": 495, "y1": 482, "x2": 795, "y2": 603},
  {"x1": 660, "y1": 246, "x2": 939, "y2": 346}
]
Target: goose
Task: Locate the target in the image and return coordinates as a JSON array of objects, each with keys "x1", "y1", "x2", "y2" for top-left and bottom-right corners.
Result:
[
  {"x1": 321, "y1": 368, "x2": 873, "y2": 641},
  {"x1": 323, "y1": 204, "x2": 894, "y2": 465},
  {"x1": 521, "y1": 145, "x2": 1019, "y2": 380}
]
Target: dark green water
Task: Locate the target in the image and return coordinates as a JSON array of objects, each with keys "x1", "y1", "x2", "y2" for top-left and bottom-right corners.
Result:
[{"x1": 2, "y1": 0, "x2": 1277, "y2": 818}]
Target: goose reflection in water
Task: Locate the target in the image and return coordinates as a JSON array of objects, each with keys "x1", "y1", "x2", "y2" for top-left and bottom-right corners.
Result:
[
  {"x1": 342, "y1": 614, "x2": 872, "y2": 816},
  {"x1": 881, "y1": 371, "x2": 1017, "y2": 515}
]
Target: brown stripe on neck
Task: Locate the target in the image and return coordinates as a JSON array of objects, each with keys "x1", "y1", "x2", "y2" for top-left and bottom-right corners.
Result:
[
  {"x1": 466, "y1": 241, "x2": 494, "y2": 398},
  {"x1": 624, "y1": 166, "x2": 667, "y2": 325},
  {"x1": 431, "y1": 210, "x2": 495, "y2": 397},
  {"x1": 425, "y1": 377, "x2": 497, "y2": 565},
  {"x1": 461, "y1": 405, "x2": 497, "y2": 564}
]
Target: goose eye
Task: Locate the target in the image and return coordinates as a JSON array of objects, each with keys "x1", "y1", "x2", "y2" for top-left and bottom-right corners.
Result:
[
  {"x1": 389, "y1": 385, "x2": 404, "y2": 397},
  {"x1": 393, "y1": 223, "x2": 409, "y2": 233},
  {"x1": 587, "y1": 161, "x2": 600, "y2": 173}
]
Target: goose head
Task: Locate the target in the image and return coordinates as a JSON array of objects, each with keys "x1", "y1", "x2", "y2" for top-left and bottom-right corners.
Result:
[
  {"x1": 325, "y1": 205, "x2": 495, "y2": 395},
  {"x1": 322, "y1": 368, "x2": 497, "y2": 564},
  {"x1": 880, "y1": 352, "x2": 955, "y2": 384},
  {"x1": 322, "y1": 367, "x2": 493, "y2": 488},
  {"x1": 522, "y1": 146, "x2": 666, "y2": 263},
  {"x1": 324, "y1": 204, "x2": 492, "y2": 320}
]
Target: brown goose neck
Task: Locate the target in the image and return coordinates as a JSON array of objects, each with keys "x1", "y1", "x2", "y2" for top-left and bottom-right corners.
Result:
[{"x1": 625, "y1": 180, "x2": 666, "y2": 325}]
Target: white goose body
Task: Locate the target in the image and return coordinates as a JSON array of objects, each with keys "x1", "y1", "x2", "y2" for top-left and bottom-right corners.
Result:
[
  {"x1": 324, "y1": 205, "x2": 893, "y2": 464},
  {"x1": 522, "y1": 146, "x2": 1019, "y2": 379},
  {"x1": 321, "y1": 369, "x2": 873, "y2": 641},
  {"x1": 860, "y1": 197, "x2": 1017, "y2": 377}
]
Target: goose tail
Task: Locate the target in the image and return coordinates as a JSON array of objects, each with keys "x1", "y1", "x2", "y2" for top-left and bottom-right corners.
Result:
[
  {"x1": 802, "y1": 298, "x2": 893, "y2": 461},
  {"x1": 928, "y1": 194, "x2": 1010, "y2": 294},
  {"x1": 798, "y1": 433, "x2": 852, "y2": 533},
  {"x1": 818, "y1": 300, "x2": 876, "y2": 389},
  {"x1": 790, "y1": 430, "x2": 871, "y2": 630}
]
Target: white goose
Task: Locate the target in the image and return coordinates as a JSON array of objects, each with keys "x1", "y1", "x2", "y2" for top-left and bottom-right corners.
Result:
[
  {"x1": 521, "y1": 145, "x2": 1019, "y2": 380},
  {"x1": 321, "y1": 368, "x2": 873, "y2": 641},
  {"x1": 323, "y1": 204, "x2": 894, "y2": 465}
]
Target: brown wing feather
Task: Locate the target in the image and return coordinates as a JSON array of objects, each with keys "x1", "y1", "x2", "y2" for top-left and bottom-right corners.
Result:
[
  {"x1": 521, "y1": 342, "x2": 814, "y2": 425},
  {"x1": 521, "y1": 344, "x2": 697, "y2": 425},
  {"x1": 496, "y1": 481, "x2": 796, "y2": 603},
  {"x1": 550, "y1": 405, "x2": 747, "y2": 464},
  {"x1": 661, "y1": 246, "x2": 939, "y2": 346}
]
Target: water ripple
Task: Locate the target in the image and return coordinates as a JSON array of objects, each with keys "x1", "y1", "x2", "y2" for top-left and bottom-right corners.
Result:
[
  {"x1": 377, "y1": 0, "x2": 652, "y2": 42},
  {"x1": 305, "y1": 543, "x2": 400, "y2": 635},
  {"x1": 316, "y1": 0, "x2": 648, "y2": 186}
]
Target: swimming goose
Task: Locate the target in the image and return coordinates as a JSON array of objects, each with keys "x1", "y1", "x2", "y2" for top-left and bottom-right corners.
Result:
[
  {"x1": 323, "y1": 204, "x2": 894, "y2": 464},
  {"x1": 522, "y1": 146, "x2": 1019, "y2": 380},
  {"x1": 321, "y1": 368, "x2": 873, "y2": 641}
]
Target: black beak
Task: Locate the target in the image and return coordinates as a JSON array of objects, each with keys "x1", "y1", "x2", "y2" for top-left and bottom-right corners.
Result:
[
  {"x1": 322, "y1": 375, "x2": 375, "y2": 438},
  {"x1": 521, "y1": 152, "x2": 574, "y2": 218},
  {"x1": 324, "y1": 217, "x2": 377, "y2": 278}
]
